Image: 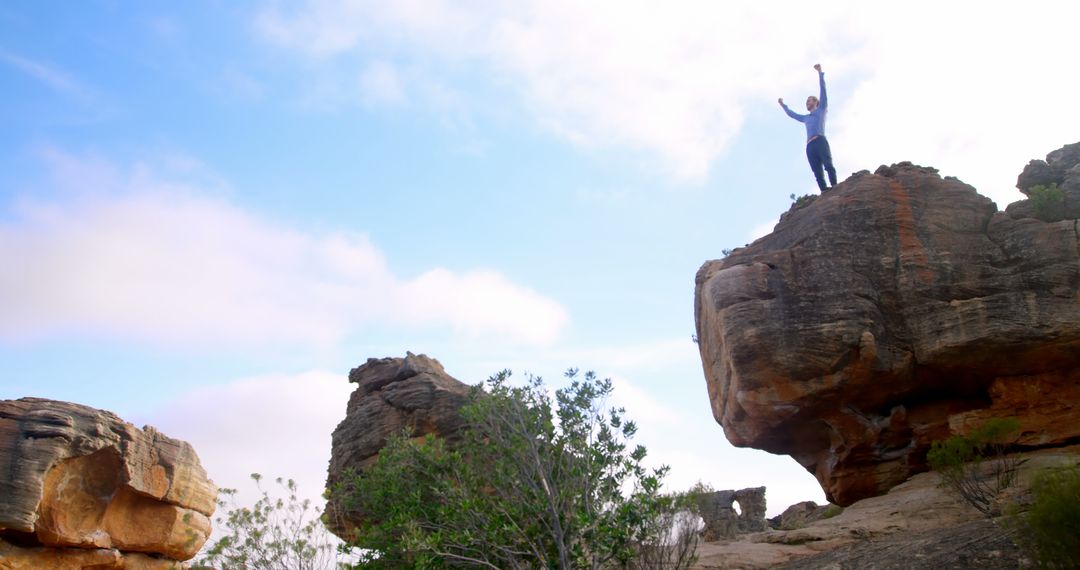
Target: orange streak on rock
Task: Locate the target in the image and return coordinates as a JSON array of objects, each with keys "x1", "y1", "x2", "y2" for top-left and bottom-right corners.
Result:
[{"x1": 889, "y1": 180, "x2": 935, "y2": 284}]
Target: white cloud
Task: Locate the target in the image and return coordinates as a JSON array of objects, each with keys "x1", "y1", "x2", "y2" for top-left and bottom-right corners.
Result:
[
  {"x1": 254, "y1": 1, "x2": 1080, "y2": 195},
  {"x1": 253, "y1": 1, "x2": 855, "y2": 182},
  {"x1": 135, "y1": 370, "x2": 361, "y2": 559},
  {"x1": 141, "y1": 370, "x2": 351, "y2": 497},
  {"x1": 608, "y1": 374, "x2": 680, "y2": 427},
  {"x1": 0, "y1": 150, "x2": 568, "y2": 347},
  {"x1": 826, "y1": 3, "x2": 1080, "y2": 208},
  {"x1": 358, "y1": 60, "x2": 405, "y2": 106}
]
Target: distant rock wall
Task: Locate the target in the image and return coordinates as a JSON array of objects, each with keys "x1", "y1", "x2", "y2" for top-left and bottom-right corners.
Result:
[
  {"x1": 0, "y1": 397, "x2": 217, "y2": 568},
  {"x1": 695, "y1": 143, "x2": 1080, "y2": 505},
  {"x1": 696, "y1": 487, "x2": 767, "y2": 541},
  {"x1": 324, "y1": 352, "x2": 471, "y2": 539}
]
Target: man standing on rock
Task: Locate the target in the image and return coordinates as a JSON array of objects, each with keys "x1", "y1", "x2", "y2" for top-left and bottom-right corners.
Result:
[{"x1": 779, "y1": 64, "x2": 837, "y2": 192}]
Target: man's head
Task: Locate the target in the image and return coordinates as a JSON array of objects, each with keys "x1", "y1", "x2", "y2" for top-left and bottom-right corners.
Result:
[{"x1": 806, "y1": 96, "x2": 819, "y2": 111}]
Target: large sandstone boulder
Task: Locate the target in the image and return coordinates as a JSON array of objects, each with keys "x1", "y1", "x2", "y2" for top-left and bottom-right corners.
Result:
[
  {"x1": 0, "y1": 398, "x2": 217, "y2": 569},
  {"x1": 324, "y1": 352, "x2": 471, "y2": 539},
  {"x1": 694, "y1": 152, "x2": 1080, "y2": 506}
]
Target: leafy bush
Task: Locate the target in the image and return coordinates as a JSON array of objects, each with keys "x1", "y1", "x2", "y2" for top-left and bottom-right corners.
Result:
[
  {"x1": 1008, "y1": 464, "x2": 1080, "y2": 568},
  {"x1": 335, "y1": 368, "x2": 696, "y2": 569},
  {"x1": 1028, "y1": 183, "x2": 1064, "y2": 221},
  {"x1": 926, "y1": 417, "x2": 1023, "y2": 516},
  {"x1": 194, "y1": 474, "x2": 345, "y2": 570}
]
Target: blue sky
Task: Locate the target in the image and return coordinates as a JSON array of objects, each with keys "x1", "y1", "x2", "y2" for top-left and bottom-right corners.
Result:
[{"x1": 3, "y1": 1, "x2": 1080, "y2": 518}]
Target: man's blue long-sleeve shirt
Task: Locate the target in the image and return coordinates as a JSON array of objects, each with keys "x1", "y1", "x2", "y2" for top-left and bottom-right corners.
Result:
[{"x1": 782, "y1": 71, "x2": 827, "y2": 142}]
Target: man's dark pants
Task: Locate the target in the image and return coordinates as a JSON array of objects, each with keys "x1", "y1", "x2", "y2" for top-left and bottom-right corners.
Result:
[{"x1": 806, "y1": 136, "x2": 837, "y2": 192}]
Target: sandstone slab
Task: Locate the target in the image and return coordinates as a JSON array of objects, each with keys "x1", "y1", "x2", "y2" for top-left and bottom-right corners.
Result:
[
  {"x1": 0, "y1": 398, "x2": 215, "y2": 565},
  {"x1": 695, "y1": 153, "x2": 1080, "y2": 505}
]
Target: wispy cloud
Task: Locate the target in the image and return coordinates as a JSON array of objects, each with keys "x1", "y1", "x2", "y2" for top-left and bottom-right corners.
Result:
[
  {"x1": 253, "y1": 1, "x2": 849, "y2": 183},
  {"x1": 0, "y1": 49, "x2": 93, "y2": 100},
  {"x1": 0, "y1": 149, "x2": 568, "y2": 348},
  {"x1": 252, "y1": 1, "x2": 1080, "y2": 198}
]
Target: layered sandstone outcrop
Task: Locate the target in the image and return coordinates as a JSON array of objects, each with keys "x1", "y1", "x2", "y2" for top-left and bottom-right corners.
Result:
[
  {"x1": 694, "y1": 143, "x2": 1080, "y2": 506},
  {"x1": 324, "y1": 352, "x2": 471, "y2": 538},
  {"x1": 0, "y1": 398, "x2": 217, "y2": 569}
]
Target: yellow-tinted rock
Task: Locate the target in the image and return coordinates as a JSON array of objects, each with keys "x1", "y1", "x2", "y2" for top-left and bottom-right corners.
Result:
[
  {"x1": 122, "y1": 553, "x2": 188, "y2": 570},
  {"x1": 0, "y1": 537, "x2": 122, "y2": 569},
  {"x1": 0, "y1": 398, "x2": 216, "y2": 563},
  {"x1": 104, "y1": 488, "x2": 210, "y2": 560},
  {"x1": 35, "y1": 448, "x2": 122, "y2": 549}
]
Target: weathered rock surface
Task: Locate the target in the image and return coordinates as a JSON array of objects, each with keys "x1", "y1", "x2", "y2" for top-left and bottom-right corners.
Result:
[
  {"x1": 696, "y1": 487, "x2": 767, "y2": 541},
  {"x1": 0, "y1": 398, "x2": 216, "y2": 568},
  {"x1": 691, "y1": 447, "x2": 1078, "y2": 569},
  {"x1": 0, "y1": 539, "x2": 187, "y2": 569},
  {"x1": 325, "y1": 352, "x2": 471, "y2": 538},
  {"x1": 695, "y1": 150, "x2": 1080, "y2": 505},
  {"x1": 769, "y1": 501, "x2": 834, "y2": 531},
  {"x1": 1010, "y1": 141, "x2": 1080, "y2": 221}
]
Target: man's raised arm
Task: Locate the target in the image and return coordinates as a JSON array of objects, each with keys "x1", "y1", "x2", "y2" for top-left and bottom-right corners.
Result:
[
  {"x1": 778, "y1": 97, "x2": 806, "y2": 122},
  {"x1": 815, "y1": 64, "x2": 827, "y2": 108}
]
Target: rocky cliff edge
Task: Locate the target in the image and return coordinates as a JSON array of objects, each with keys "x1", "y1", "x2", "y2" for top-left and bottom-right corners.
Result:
[{"x1": 694, "y1": 142, "x2": 1080, "y2": 506}]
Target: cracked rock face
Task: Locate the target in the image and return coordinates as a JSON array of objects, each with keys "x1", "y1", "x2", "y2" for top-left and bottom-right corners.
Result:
[
  {"x1": 0, "y1": 398, "x2": 217, "y2": 568},
  {"x1": 695, "y1": 149, "x2": 1080, "y2": 506},
  {"x1": 324, "y1": 352, "x2": 471, "y2": 539}
]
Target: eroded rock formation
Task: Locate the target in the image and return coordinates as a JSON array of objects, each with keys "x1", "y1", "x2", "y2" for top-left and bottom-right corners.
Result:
[
  {"x1": 324, "y1": 352, "x2": 471, "y2": 538},
  {"x1": 696, "y1": 487, "x2": 767, "y2": 541},
  {"x1": 1012, "y1": 141, "x2": 1080, "y2": 222},
  {"x1": 0, "y1": 398, "x2": 217, "y2": 569},
  {"x1": 695, "y1": 143, "x2": 1080, "y2": 506}
]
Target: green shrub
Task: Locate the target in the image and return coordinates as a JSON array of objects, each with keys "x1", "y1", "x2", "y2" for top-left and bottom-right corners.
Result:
[
  {"x1": 1028, "y1": 183, "x2": 1064, "y2": 221},
  {"x1": 926, "y1": 417, "x2": 1022, "y2": 516},
  {"x1": 194, "y1": 474, "x2": 346, "y2": 570},
  {"x1": 334, "y1": 368, "x2": 696, "y2": 569},
  {"x1": 1009, "y1": 464, "x2": 1080, "y2": 568}
]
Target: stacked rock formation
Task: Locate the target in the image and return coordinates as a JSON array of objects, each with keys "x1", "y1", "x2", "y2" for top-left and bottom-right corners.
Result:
[
  {"x1": 324, "y1": 352, "x2": 471, "y2": 539},
  {"x1": 694, "y1": 142, "x2": 1080, "y2": 506},
  {"x1": 1010, "y1": 141, "x2": 1080, "y2": 222},
  {"x1": 0, "y1": 398, "x2": 217, "y2": 569}
]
